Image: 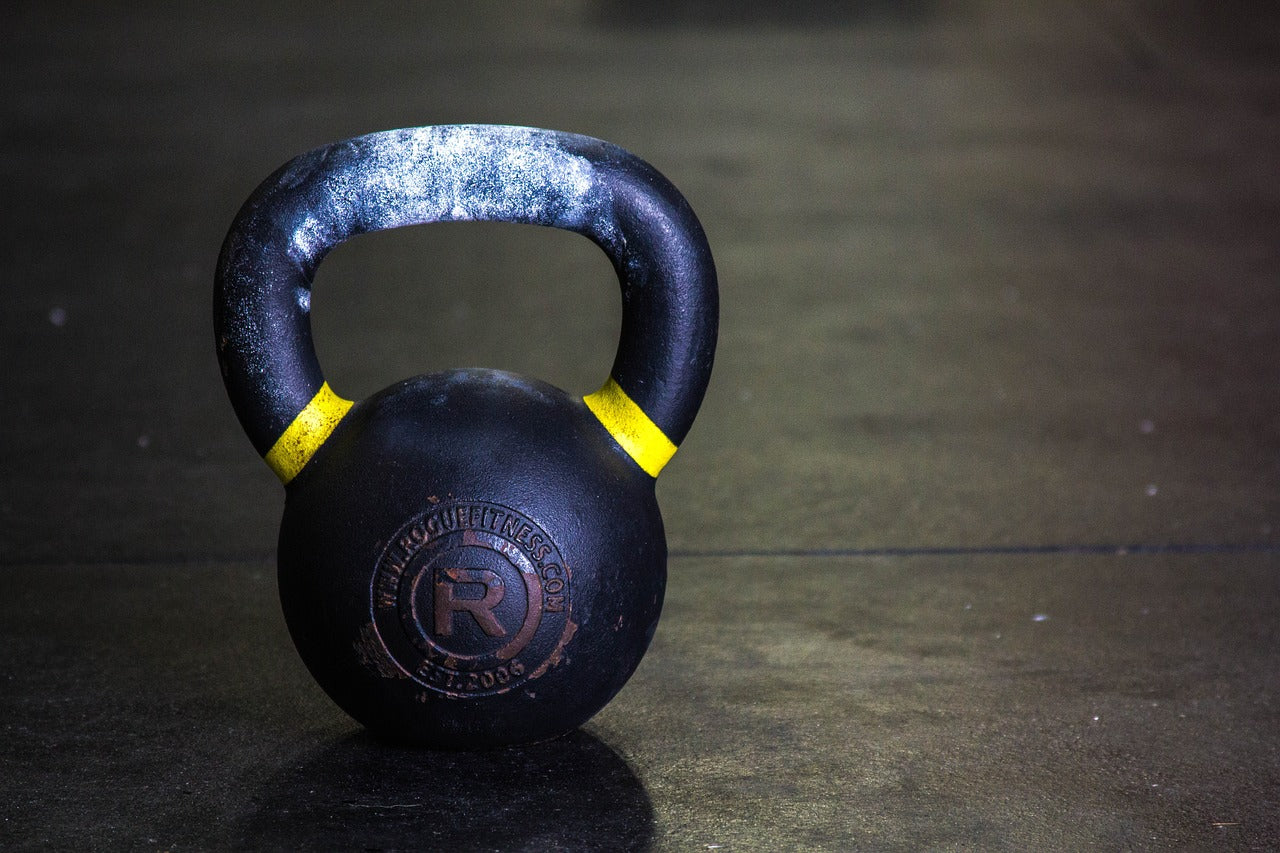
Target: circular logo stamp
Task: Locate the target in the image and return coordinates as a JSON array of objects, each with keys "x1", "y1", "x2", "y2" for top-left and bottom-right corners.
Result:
[{"x1": 369, "y1": 500, "x2": 573, "y2": 698}]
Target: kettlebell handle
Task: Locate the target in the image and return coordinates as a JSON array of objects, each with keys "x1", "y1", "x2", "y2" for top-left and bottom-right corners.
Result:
[{"x1": 215, "y1": 125, "x2": 717, "y2": 483}]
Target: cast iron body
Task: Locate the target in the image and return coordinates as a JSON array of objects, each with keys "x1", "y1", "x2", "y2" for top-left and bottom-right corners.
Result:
[{"x1": 214, "y1": 125, "x2": 717, "y2": 748}]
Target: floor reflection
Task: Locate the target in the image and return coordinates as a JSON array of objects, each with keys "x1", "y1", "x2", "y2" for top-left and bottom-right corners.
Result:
[{"x1": 239, "y1": 728, "x2": 654, "y2": 850}]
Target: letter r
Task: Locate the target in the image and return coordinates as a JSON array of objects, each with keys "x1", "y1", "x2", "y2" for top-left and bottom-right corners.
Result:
[{"x1": 434, "y1": 568, "x2": 507, "y2": 637}]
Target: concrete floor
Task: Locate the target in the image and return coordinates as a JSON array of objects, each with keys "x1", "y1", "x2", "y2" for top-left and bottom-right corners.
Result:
[{"x1": 3, "y1": 1, "x2": 1278, "y2": 849}]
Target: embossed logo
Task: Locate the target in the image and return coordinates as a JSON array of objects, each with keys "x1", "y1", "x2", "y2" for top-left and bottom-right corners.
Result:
[{"x1": 369, "y1": 500, "x2": 574, "y2": 698}]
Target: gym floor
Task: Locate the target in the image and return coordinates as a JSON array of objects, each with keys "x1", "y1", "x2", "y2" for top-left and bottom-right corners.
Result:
[{"x1": 3, "y1": 2, "x2": 1278, "y2": 849}]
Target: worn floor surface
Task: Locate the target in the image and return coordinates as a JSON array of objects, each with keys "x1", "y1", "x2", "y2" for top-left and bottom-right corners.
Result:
[{"x1": 3, "y1": 2, "x2": 1278, "y2": 850}]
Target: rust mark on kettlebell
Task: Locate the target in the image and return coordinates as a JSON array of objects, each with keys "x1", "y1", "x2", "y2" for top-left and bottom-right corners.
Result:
[{"x1": 355, "y1": 622, "x2": 408, "y2": 681}]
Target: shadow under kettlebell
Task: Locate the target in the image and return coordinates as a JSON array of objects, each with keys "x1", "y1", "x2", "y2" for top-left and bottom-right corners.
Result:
[{"x1": 238, "y1": 729, "x2": 655, "y2": 851}]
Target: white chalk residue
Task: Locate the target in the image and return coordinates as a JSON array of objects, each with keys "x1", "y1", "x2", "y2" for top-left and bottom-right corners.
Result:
[
  {"x1": 291, "y1": 213, "x2": 326, "y2": 261},
  {"x1": 361, "y1": 126, "x2": 601, "y2": 231}
]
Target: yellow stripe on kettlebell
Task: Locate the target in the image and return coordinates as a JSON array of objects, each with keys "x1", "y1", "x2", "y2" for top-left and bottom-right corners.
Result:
[
  {"x1": 583, "y1": 377, "x2": 677, "y2": 478},
  {"x1": 264, "y1": 382, "x2": 354, "y2": 484}
]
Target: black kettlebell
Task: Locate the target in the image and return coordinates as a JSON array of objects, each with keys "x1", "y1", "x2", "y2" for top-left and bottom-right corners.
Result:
[{"x1": 214, "y1": 125, "x2": 717, "y2": 748}]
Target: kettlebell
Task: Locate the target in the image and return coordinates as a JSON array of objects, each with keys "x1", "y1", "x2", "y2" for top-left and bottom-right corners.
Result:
[{"x1": 214, "y1": 125, "x2": 717, "y2": 748}]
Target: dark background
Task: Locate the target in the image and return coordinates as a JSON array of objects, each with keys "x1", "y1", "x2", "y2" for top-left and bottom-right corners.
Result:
[{"x1": 3, "y1": 2, "x2": 1278, "y2": 849}]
